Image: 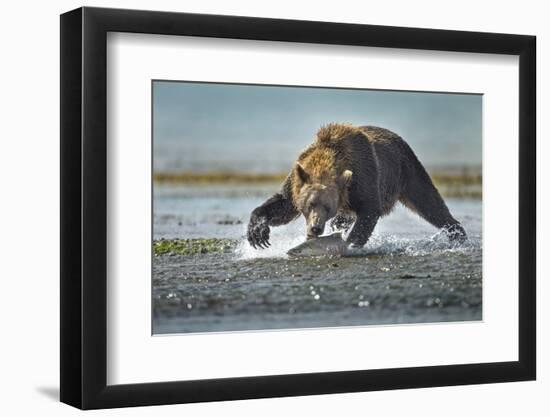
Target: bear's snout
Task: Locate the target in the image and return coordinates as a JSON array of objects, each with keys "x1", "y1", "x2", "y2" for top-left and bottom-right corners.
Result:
[
  {"x1": 307, "y1": 223, "x2": 324, "y2": 239},
  {"x1": 311, "y1": 225, "x2": 322, "y2": 235}
]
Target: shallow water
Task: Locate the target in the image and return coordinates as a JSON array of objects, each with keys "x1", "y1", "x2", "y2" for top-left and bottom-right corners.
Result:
[{"x1": 153, "y1": 183, "x2": 482, "y2": 334}]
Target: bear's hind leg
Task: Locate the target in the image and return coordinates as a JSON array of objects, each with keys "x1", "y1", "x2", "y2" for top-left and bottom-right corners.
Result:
[{"x1": 400, "y1": 170, "x2": 466, "y2": 242}]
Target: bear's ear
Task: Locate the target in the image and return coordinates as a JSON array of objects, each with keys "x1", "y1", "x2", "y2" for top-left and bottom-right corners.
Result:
[
  {"x1": 338, "y1": 170, "x2": 353, "y2": 188},
  {"x1": 295, "y1": 163, "x2": 311, "y2": 184}
]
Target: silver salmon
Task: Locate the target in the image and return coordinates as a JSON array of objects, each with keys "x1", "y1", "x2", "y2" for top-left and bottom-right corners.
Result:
[{"x1": 287, "y1": 232, "x2": 356, "y2": 257}]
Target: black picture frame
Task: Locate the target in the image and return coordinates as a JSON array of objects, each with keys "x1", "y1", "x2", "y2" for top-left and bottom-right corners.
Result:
[{"x1": 60, "y1": 6, "x2": 536, "y2": 410}]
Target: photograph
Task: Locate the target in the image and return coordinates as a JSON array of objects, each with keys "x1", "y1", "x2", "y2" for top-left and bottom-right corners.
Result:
[
  {"x1": 152, "y1": 80, "x2": 483, "y2": 334},
  {"x1": 55, "y1": 4, "x2": 538, "y2": 411}
]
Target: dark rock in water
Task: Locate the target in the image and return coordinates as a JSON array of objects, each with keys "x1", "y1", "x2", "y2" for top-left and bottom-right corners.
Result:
[
  {"x1": 399, "y1": 274, "x2": 417, "y2": 279},
  {"x1": 216, "y1": 217, "x2": 243, "y2": 225}
]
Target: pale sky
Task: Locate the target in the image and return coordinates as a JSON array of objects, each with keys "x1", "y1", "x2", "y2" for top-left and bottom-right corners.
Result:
[{"x1": 153, "y1": 81, "x2": 482, "y2": 174}]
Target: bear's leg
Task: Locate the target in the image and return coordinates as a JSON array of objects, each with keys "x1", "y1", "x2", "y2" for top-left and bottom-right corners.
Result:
[
  {"x1": 346, "y1": 212, "x2": 379, "y2": 248},
  {"x1": 400, "y1": 170, "x2": 467, "y2": 242},
  {"x1": 247, "y1": 192, "x2": 299, "y2": 248}
]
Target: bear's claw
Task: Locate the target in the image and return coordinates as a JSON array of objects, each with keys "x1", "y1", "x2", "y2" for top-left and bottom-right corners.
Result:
[{"x1": 247, "y1": 220, "x2": 271, "y2": 249}]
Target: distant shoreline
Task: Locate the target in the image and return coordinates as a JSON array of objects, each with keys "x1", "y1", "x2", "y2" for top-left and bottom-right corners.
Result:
[
  {"x1": 154, "y1": 171, "x2": 288, "y2": 184},
  {"x1": 153, "y1": 171, "x2": 482, "y2": 199}
]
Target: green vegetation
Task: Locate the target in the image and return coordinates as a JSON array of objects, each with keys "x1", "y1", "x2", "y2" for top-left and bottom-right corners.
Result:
[
  {"x1": 153, "y1": 170, "x2": 482, "y2": 199},
  {"x1": 153, "y1": 171, "x2": 286, "y2": 184},
  {"x1": 432, "y1": 174, "x2": 482, "y2": 199},
  {"x1": 154, "y1": 238, "x2": 237, "y2": 256}
]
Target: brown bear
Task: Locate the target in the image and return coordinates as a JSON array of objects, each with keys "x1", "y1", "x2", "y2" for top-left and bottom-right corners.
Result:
[{"x1": 247, "y1": 123, "x2": 466, "y2": 249}]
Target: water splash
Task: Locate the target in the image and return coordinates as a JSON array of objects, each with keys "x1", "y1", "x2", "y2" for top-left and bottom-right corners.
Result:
[
  {"x1": 365, "y1": 232, "x2": 478, "y2": 257},
  {"x1": 235, "y1": 220, "x2": 306, "y2": 259},
  {"x1": 234, "y1": 202, "x2": 480, "y2": 260},
  {"x1": 235, "y1": 226, "x2": 478, "y2": 260}
]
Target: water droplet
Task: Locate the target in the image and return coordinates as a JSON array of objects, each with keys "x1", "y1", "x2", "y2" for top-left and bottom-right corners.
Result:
[
  {"x1": 314, "y1": 294, "x2": 320, "y2": 300},
  {"x1": 186, "y1": 303, "x2": 193, "y2": 309}
]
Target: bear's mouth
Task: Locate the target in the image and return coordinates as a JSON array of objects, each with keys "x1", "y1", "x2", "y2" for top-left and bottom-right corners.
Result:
[{"x1": 306, "y1": 231, "x2": 323, "y2": 240}]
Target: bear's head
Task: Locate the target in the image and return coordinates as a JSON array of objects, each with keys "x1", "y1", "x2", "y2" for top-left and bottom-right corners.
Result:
[{"x1": 293, "y1": 162, "x2": 352, "y2": 239}]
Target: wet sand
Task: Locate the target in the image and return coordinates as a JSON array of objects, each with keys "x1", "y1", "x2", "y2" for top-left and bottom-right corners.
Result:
[{"x1": 153, "y1": 183, "x2": 482, "y2": 334}]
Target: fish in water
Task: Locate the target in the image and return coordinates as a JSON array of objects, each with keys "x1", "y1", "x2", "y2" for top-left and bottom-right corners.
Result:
[{"x1": 287, "y1": 232, "x2": 361, "y2": 257}]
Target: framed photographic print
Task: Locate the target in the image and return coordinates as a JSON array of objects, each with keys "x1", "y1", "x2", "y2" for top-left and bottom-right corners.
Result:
[{"x1": 60, "y1": 6, "x2": 536, "y2": 409}]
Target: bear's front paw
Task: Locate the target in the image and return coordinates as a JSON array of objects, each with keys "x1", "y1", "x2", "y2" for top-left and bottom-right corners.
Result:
[
  {"x1": 346, "y1": 232, "x2": 367, "y2": 249},
  {"x1": 247, "y1": 219, "x2": 271, "y2": 249},
  {"x1": 347, "y1": 242, "x2": 364, "y2": 250}
]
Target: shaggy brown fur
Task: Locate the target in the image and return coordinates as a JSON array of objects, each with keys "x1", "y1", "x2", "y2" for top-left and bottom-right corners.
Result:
[{"x1": 247, "y1": 123, "x2": 466, "y2": 249}]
